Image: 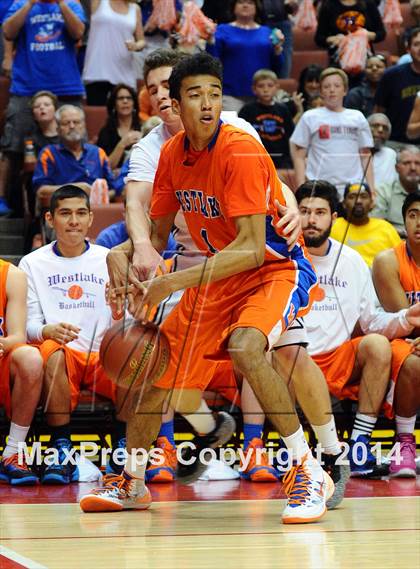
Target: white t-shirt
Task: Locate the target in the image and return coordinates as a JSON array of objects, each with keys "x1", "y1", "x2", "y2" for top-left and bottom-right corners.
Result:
[
  {"x1": 126, "y1": 113, "x2": 263, "y2": 269},
  {"x1": 83, "y1": 0, "x2": 137, "y2": 88},
  {"x1": 19, "y1": 243, "x2": 112, "y2": 353},
  {"x1": 290, "y1": 107, "x2": 373, "y2": 197},
  {"x1": 305, "y1": 239, "x2": 412, "y2": 355},
  {"x1": 373, "y1": 146, "x2": 397, "y2": 186}
]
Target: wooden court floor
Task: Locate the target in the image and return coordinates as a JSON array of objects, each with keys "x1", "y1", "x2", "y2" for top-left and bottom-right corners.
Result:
[{"x1": 0, "y1": 478, "x2": 419, "y2": 569}]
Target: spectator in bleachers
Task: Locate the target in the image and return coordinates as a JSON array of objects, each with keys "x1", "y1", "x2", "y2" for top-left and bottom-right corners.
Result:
[
  {"x1": 83, "y1": 0, "x2": 145, "y2": 106},
  {"x1": 374, "y1": 27, "x2": 420, "y2": 145},
  {"x1": 372, "y1": 145, "x2": 420, "y2": 236},
  {"x1": 345, "y1": 54, "x2": 386, "y2": 118},
  {"x1": 297, "y1": 64, "x2": 323, "y2": 111},
  {"x1": 290, "y1": 67, "x2": 374, "y2": 199},
  {"x1": 0, "y1": 261, "x2": 43, "y2": 486},
  {"x1": 97, "y1": 84, "x2": 142, "y2": 171},
  {"x1": 315, "y1": 0, "x2": 386, "y2": 79},
  {"x1": 368, "y1": 112, "x2": 397, "y2": 186},
  {"x1": 207, "y1": 0, "x2": 285, "y2": 113},
  {"x1": 397, "y1": 0, "x2": 420, "y2": 63},
  {"x1": 407, "y1": 91, "x2": 420, "y2": 140},
  {"x1": 0, "y1": 0, "x2": 86, "y2": 216},
  {"x1": 296, "y1": 180, "x2": 420, "y2": 477},
  {"x1": 238, "y1": 69, "x2": 294, "y2": 169},
  {"x1": 260, "y1": 0, "x2": 298, "y2": 79},
  {"x1": 26, "y1": 91, "x2": 59, "y2": 160},
  {"x1": 19, "y1": 185, "x2": 126, "y2": 484},
  {"x1": 330, "y1": 182, "x2": 401, "y2": 267},
  {"x1": 372, "y1": 191, "x2": 420, "y2": 478},
  {"x1": 32, "y1": 105, "x2": 115, "y2": 206}
]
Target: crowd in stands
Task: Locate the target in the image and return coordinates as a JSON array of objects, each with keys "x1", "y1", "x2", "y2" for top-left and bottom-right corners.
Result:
[{"x1": 0, "y1": 0, "x2": 418, "y2": 488}]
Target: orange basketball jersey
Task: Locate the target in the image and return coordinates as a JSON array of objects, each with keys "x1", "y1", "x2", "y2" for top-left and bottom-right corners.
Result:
[
  {"x1": 394, "y1": 241, "x2": 420, "y2": 306},
  {"x1": 151, "y1": 123, "x2": 311, "y2": 267},
  {"x1": 0, "y1": 258, "x2": 10, "y2": 339}
]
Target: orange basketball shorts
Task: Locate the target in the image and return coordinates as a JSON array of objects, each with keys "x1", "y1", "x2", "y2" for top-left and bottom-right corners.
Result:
[
  {"x1": 39, "y1": 340, "x2": 116, "y2": 411},
  {"x1": 154, "y1": 260, "x2": 317, "y2": 392}
]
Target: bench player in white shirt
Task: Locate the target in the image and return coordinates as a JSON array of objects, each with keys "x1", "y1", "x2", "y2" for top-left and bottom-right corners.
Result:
[
  {"x1": 106, "y1": 49, "x2": 350, "y2": 502},
  {"x1": 294, "y1": 180, "x2": 420, "y2": 476},
  {"x1": 19, "y1": 185, "x2": 127, "y2": 484}
]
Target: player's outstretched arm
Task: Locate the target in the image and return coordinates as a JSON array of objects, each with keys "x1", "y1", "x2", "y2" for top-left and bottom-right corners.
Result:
[
  {"x1": 125, "y1": 180, "x2": 167, "y2": 281},
  {"x1": 1, "y1": 266, "x2": 28, "y2": 354}
]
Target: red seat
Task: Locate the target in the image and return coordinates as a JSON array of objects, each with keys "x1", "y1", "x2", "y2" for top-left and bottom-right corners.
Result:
[
  {"x1": 375, "y1": 30, "x2": 399, "y2": 56},
  {"x1": 293, "y1": 29, "x2": 319, "y2": 51},
  {"x1": 291, "y1": 51, "x2": 329, "y2": 81},
  {"x1": 88, "y1": 203, "x2": 125, "y2": 241},
  {"x1": 277, "y1": 78, "x2": 298, "y2": 94},
  {"x1": 83, "y1": 105, "x2": 108, "y2": 144}
]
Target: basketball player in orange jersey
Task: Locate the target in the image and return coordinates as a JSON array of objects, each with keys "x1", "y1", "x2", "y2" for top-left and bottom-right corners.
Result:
[
  {"x1": 105, "y1": 49, "x2": 349, "y2": 498},
  {"x1": 372, "y1": 191, "x2": 420, "y2": 477},
  {"x1": 0, "y1": 261, "x2": 43, "y2": 485},
  {"x1": 81, "y1": 53, "x2": 338, "y2": 524}
]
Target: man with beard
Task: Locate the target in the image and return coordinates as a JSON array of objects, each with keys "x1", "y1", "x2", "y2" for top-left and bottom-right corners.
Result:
[
  {"x1": 367, "y1": 113, "x2": 397, "y2": 186},
  {"x1": 32, "y1": 105, "x2": 115, "y2": 207},
  {"x1": 295, "y1": 180, "x2": 420, "y2": 477},
  {"x1": 330, "y1": 182, "x2": 401, "y2": 267},
  {"x1": 372, "y1": 145, "x2": 420, "y2": 237}
]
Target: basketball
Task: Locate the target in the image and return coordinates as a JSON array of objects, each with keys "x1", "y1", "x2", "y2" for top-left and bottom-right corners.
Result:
[{"x1": 99, "y1": 320, "x2": 171, "y2": 389}]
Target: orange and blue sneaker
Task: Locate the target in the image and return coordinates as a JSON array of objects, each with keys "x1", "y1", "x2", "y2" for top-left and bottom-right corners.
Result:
[
  {"x1": 281, "y1": 453, "x2": 334, "y2": 524},
  {"x1": 146, "y1": 437, "x2": 177, "y2": 483},
  {"x1": 80, "y1": 472, "x2": 152, "y2": 513},
  {"x1": 0, "y1": 453, "x2": 39, "y2": 485},
  {"x1": 240, "y1": 438, "x2": 280, "y2": 482},
  {"x1": 41, "y1": 438, "x2": 79, "y2": 484}
]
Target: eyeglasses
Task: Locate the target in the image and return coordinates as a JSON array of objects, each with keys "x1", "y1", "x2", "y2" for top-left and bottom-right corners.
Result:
[{"x1": 116, "y1": 96, "x2": 134, "y2": 101}]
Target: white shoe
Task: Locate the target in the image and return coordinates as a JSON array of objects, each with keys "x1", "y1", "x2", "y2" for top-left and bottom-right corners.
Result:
[
  {"x1": 281, "y1": 453, "x2": 334, "y2": 524},
  {"x1": 80, "y1": 473, "x2": 152, "y2": 513}
]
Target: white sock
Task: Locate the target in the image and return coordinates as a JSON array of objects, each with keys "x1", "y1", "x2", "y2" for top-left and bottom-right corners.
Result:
[
  {"x1": 183, "y1": 400, "x2": 216, "y2": 435},
  {"x1": 351, "y1": 413, "x2": 377, "y2": 441},
  {"x1": 395, "y1": 415, "x2": 416, "y2": 435},
  {"x1": 3, "y1": 423, "x2": 30, "y2": 459},
  {"x1": 123, "y1": 454, "x2": 147, "y2": 496},
  {"x1": 311, "y1": 417, "x2": 342, "y2": 455},
  {"x1": 282, "y1": 425, "x2": 311, "y2": 463}
]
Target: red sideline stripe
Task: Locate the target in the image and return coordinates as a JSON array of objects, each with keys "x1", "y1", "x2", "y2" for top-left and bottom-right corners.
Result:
[{"x1": 0, "y1": 554, "x2": 28, "y2": 569}]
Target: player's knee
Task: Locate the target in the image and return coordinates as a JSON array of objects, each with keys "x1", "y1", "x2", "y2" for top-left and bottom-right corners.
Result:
[
  {"x1": 11, "y1": 346, "x2": 43, "y2": 387},
  {"x1": 45, "y1": 350, "x2": 65, "y2": 379},
  {"x1": 228, "y1": 328, "x2": 266, "y2": 372},
  {"x1": 360, "y1": 334, "x2": 392, "y2": 366}
]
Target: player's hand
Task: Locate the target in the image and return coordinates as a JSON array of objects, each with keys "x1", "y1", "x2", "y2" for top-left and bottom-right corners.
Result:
[
  {"x1": 42, "y1": 323, "x2": 80, "y2": 344},
  {"x1": 406, "y1": 303, "x2": 420, "y2": 329},
  {"x1": 132, "y1": 243, "x2": 168, "y2": 282},
  {"x1": 129, "y1": 276, "x2": 173, "y2": 322},
  {"x1": 107, "y1": 247, "x2": 143, "y2": 315},
  {"x1": 274, "y1": 199, "x2": 302, "y2": 251},
  {"x1": 406, "y1": 337, "x2": 420, "y2": 357}
]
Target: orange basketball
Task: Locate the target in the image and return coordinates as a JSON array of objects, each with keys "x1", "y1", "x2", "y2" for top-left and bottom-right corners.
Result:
[{"x1": 99, "y1": 321, "x2": 171, "y2": 389}]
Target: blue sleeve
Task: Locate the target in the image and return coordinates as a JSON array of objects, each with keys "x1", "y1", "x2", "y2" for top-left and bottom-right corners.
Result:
[
  {"x1": 95, "y1": 230, "x2": 114, "y2": 249},
  {"x1": 68, "y1": 0, "x2": 87, "y2": 24},
  {"x1": 114, "y1": 160, "x2": 129, "y2": 196},
  {"x1": 3, "y1": 0, "x2": 25, "y2": 22},
  {"x1": 99, "y1": 151, "x2": 116, "y2": 191},
  {"x1": 32, "y1": 148, "x2": 56, "y2": 191}
]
